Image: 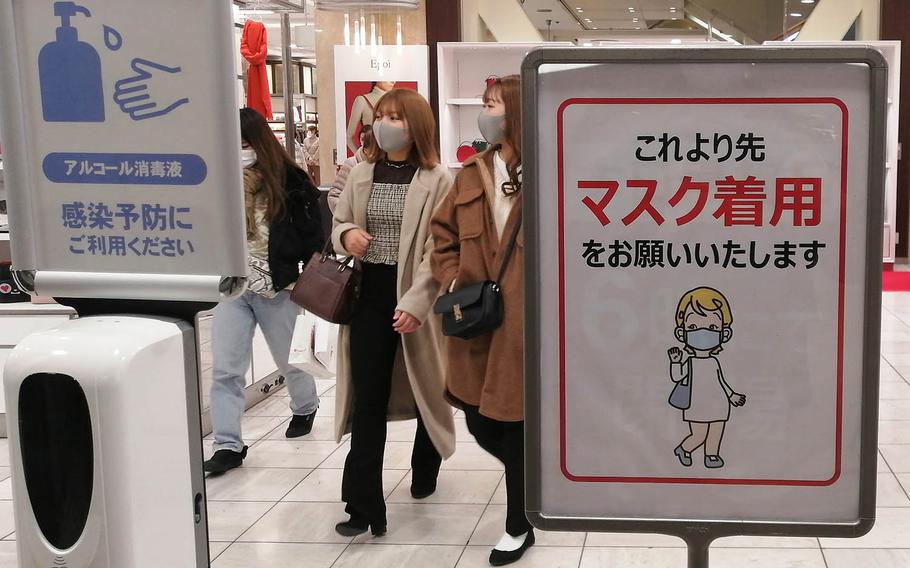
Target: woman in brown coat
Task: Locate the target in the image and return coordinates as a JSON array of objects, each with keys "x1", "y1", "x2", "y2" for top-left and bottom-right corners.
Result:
[{"x1": 430, "y1": 76, "x2": 531, "y2": 567}]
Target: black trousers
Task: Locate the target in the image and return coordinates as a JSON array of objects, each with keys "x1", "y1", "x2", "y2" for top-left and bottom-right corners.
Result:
[
  {"x1": 342, "y1": 263, "x2": 442, "y2": 524},
  {"x1": 462, "y1": 404, "x2": 531, "y2": 536}
]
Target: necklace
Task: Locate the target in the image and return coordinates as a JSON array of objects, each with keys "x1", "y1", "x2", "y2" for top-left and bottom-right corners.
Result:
[{"x1": 384, "y1": 160, "x2": 409, "y2": 169}]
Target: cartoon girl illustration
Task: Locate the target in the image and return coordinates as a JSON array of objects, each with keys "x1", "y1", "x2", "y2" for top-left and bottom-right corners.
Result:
[{"x1": 667, "y1": 287, "x2": 746, "y2": 469}]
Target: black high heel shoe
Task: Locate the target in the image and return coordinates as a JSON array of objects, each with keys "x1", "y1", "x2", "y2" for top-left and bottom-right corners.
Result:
[{"x1": 334, "y1": 516, "x2": 387, "y2": 537}]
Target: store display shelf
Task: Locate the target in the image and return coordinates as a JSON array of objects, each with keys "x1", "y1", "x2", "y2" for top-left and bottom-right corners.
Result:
[{"x1": 447, "y1": 98, "x2": 484, "y2": 106}]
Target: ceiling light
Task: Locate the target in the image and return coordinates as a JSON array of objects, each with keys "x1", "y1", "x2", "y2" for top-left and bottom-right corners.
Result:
[
  {"x1": 576, "y1": 7, "x2": 583, "y2": 11},
  {"x1": 669, "y1": 7, "x2": 677, "y2": 11},
  {"x1": 592, "y1": 27, "x2": 598, "y2": 29},
  {"x1": 635, "y1": 26, "x2": 641, "y2": 29},
  {"x1": 584, "y1": 18, "x2": 592, "y2": 22},
  {"x1": 801, "y1": 0, "x2": 815, "y2": 3},
  {"x1": 790, "y1": 12, "x2": 803, "y2": 17},
  {"x1": 583, "y1": 42, "x2": 593, "y2": 46},
  {"x1": 632, "y1": 17, "x2": 639, "y2": 22},
  {"x1": 672, "y1": 16, "x2": 678, "y2": 20},
  {"x1": 671, "y1": 38, "x2": 682, "y2": 44}
]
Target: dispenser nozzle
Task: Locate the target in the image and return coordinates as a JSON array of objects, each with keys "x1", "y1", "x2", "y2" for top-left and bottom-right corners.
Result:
[{"x1": 53, "y1": 1, "x2": 91, "y2": 29}]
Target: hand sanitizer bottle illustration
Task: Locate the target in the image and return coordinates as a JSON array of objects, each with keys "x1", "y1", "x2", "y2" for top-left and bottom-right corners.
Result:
[{"x1": 39, "y1": 2, "x2": 105, "y2": 122}]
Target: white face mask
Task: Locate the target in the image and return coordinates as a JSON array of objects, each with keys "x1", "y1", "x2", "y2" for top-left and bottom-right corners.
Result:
[
  {"x1": 241, "y1": 148, "x2": 257, "y2": 169},
  {"x1": 373, "y1": 120, "x2": 411, "y2": 154}
]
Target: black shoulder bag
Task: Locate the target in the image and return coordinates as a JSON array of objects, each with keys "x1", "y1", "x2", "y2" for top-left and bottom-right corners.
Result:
[{"x1": 433, "y1": 208, "x2": 522, "y2": 340}]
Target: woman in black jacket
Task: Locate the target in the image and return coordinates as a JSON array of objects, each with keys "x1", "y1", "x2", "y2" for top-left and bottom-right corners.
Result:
[{"x1": 205, "y1": 108, "x2": 325, "y2": 474}]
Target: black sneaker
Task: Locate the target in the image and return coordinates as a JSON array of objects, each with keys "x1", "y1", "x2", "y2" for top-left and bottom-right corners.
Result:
[
  {"x1": 489, "y1": 530, "x2": 535, "y2": 566},
  {"x1": 203, "y1": 446, "x2": 248, "y2": 475},
  {"x1": 410, "y1": 479, "x2": 437, "y2": 499},
  {"x1": 285, "y1": 409, "x2": 317, "y2": 438}
]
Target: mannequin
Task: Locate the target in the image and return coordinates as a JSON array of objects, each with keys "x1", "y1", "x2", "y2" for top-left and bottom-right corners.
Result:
[{"x1": 346, "y1": 81, "x2": 395, "y2": 154}]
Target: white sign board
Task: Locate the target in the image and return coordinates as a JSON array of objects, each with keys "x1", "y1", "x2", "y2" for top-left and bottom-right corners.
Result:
[
  {"x1": 333, "y1": 45, "x2": 429, "y2": 164},
  {"x1": 525, "y1": 48, "x2": 884, "y2": 539},
  {"x1": 0, "y1": 0, "x2": 247, "y2": 302}
]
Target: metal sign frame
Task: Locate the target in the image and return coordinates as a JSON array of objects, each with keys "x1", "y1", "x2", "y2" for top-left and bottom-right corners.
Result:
[{"x1": 522, "y1": 46, "x2": 886, "y2": 567}]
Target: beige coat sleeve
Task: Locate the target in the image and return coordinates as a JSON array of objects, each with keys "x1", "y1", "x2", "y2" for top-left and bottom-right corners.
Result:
[
  {"x1": 331, "y1": 167, "x2": 362, "y2": 256},
  {"x1": 396, "y1": 170, "x2": 454, "y2": 322}
]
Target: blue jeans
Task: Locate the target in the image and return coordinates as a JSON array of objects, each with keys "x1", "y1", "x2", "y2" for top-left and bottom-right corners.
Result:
[{"x1": 210, "y1": 290, "x2": 318, "y2": 453}]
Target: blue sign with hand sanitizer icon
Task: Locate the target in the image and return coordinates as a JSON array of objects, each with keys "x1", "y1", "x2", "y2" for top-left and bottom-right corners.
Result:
[
  {"x1": 39, "y1": 1, "x2": 105, "y2": 122},
  {"x1": 0, "y1": 0, "x2": 248, "y2": 304}
]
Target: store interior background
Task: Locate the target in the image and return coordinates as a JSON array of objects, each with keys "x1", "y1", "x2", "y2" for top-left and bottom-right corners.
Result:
[{"x1": 5, "y1": 0, "x2": 910, "y2": 567}]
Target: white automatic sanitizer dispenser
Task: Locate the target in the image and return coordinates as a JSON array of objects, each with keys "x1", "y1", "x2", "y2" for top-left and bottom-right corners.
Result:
[{"x1": 4, "y1": 315, "x2": 210, "y2": 567}]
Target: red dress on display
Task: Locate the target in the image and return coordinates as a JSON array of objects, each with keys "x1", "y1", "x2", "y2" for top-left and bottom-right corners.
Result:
[{"x1": 241, "y1": 20, "x2": 273, "y2": 120}]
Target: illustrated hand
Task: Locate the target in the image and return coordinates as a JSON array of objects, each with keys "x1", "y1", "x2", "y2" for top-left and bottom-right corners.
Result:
[
  {"x1": 114, "y1": 58, "x2": 190, "y2": 121},
  {"x1": 668, "y1": 347, "x2": 683, "y2": 363},
  {"x1": 730, "y1": 392, "x2": 746, "y2": 407},
  {"x1": 393, "y1": 310, "x2": 421, "y2": 334},
  {"x1": 341, "y1": 228, "x2": 373, "y2": 258}
]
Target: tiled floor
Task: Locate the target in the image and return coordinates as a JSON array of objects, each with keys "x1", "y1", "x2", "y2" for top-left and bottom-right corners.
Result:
[{"x1": 4, "y1": 294, "x2": 910, "y2": 566}]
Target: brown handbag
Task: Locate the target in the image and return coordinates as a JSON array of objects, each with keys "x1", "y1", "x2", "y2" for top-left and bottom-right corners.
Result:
[{"x1": 290, "y1": 242, "x2": 361, "y2": 324}]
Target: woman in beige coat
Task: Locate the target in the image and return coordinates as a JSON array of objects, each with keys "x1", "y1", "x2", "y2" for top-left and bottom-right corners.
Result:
[
  {"x1": 431, "y1": 76, "x2": 532, "y2": 566},
  {"x1": 332, "y1": 89, "x2": 455, "y2": 537}
]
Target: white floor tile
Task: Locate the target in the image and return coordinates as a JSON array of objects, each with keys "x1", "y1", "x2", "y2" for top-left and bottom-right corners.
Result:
[
  {"x1": 711, "y1": 548, "x2": 826, "y2": 567},
  {"x1": 0, "y1": 503, "x2": 14, "y2": 541},
  {"x1": 244, "y1": 395, "x2": 295, "y2": 417},
  {"x1": 583, "y1": 532, "x2": 685, "y2": 548},
  {"x1": 209, "y1": 542, "x2": 231, "y2": 561},
  {"x1": 0, "y1": 541, "x2": 16, "y2": 568},
  {"x1": 880, "y1": 382, "x2": 910, "y2": 400},
  {"x1": 881, "y1": 400, "x2": 910, "y2": 420},
  {"x1": 823, "y1": 549, "x2": 910, "y2": 568},
  {"x1": 239, "y1": 502, "x2": 352, "y2": 543},
  {"x1": 469, "y1": 506, "x2": 585, "y2": 547},
  {"x1": 205, "y1": 467, "x2": 310, "y2": 501},
  {"x1": 877, "y1": 473, "x2": 910, "y2": 507},
  {"x1": 457, "y1": 545, "x2": 583, "y2": 568},
  {"x1": 386, "y1": 419, "x2": 419, "y2": 442},
  {"x1": 880, "y1": 445, "x2": 910, "y2": 473},
  {"x1": 213, "y1": 542, "x2": 345, "y2": 568},
  {"x1": 897, "y1": 474, "x2": 910, "y2": 497},
  {"x1": 0, "y1": 470, "x2": 9, "y2": 483},
  {"x1": 580, "y1": 547, "x2": 687, "y2": 568},
  {"x1": 820, "y1": 508, "x2": 910, "y2": 548},
  {"x1": 388, "y1": 471, "x2": 502, "y2": 504},
  {"x1": 226, "y1": 415, "x2": 293, "y2": 444},
  {"x1": 491, "y1": 477, "x2": 506, "y2": 505},
  {"x1": 333, "y1": 544, "x2": 464, "y2": 568},
  {"x1": 316, "y1": 397, "x2": 336, "y2": 417},
  {"x1": 879, "y1": 450, "x2": 892, "y2": 473},
  {"x1": 0, "y1": 480, "x2": 11, "y2": 502},
  {"x1": 350, "y1": 503, "x2": 486, "y2": 545},
  {"x1": 0, "y1": 442, "x2": 10, "y2": 468},
  {"x1": 879, "y1": 421, "x2": 910, "y2": 444},
  {"x1": 315, "y1": 379, "x2": 336, "y2": 395},
  {"x1": 713, "y1": 535, "x2": 820, "y2": 548},
  {"x1": 319, "y1": 441, "x2": 419, "y2": 470},
  {"x1": 243, "y1": 440, "x2": 342, "y2": 469},
  {"x1": 440, "y1": 443, "x2": 504, "y2": 471},
  {"x1": 206, "y1": 501, "x2": 274, "y2": 542},
  {"x1": 283, "y1": 468, "x2": 407, "y2": 502}
]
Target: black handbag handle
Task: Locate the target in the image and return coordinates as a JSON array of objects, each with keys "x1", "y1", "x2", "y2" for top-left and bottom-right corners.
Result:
[
  {"x1": 321, "y1": 237, "x2": 357, "y2": 271},
  {"x1": 494, "y1": 204, "x2": 523, "y2": 284}
]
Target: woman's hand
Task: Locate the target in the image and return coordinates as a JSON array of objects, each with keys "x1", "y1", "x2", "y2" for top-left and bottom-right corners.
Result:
[
  {"x1": 393, "y1": 310, "x2": 421, "y2": 334},
  {"x1": 342, "y1": 228, "x2": 373, "y2": 258},
  {"x1": 729, "y1": 392, "x2": 746, "y2": 407},
  {"x1": 668, "y1": 347, "x2": 683, "y2": 363}
]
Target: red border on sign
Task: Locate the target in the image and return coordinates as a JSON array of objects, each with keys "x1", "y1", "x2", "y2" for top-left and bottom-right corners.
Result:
[{"x1": 557, "y1": 97, "x2": 848, "y2": 486}]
